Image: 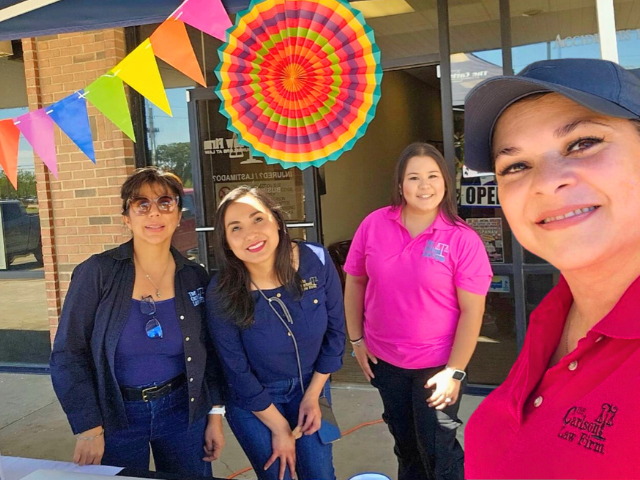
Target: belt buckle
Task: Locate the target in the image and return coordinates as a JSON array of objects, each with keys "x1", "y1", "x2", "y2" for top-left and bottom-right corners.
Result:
[{"x1": 141, "y1": 385, "x2": 159, "y2": 402}]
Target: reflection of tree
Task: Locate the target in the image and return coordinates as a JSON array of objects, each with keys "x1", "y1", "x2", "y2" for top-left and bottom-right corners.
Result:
[
  {"x1": 0, "y1": 170, "x2": 37, "y2": 200},
  {"x1": 155, "y1": 142, "x2": 193, "y2": 187}
]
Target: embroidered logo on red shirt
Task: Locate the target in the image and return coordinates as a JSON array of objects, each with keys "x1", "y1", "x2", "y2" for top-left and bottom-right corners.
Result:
[{"x1": 557, "y1": 403, "x2": 618, "y2": 454}]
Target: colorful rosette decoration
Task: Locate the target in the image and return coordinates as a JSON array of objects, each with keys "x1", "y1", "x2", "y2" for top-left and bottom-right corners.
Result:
[{"x1": 215, "y1": 0, "x2": 383, "y2": 169}]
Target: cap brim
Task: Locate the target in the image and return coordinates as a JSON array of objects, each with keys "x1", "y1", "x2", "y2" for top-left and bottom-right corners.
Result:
[{"x1": 464, "y1": 76, "x2": 639, "y2": 173}]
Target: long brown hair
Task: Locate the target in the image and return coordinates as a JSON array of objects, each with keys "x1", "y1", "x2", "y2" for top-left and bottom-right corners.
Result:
[
  {"x1": 212, "y1": 186, "x2": 302, "y2": 328},
  {"x1": 391, "y1": 142, "x2": 462, "y2": 226}
]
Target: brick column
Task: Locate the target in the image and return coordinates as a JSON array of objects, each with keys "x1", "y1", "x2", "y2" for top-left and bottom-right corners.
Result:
[{"x1": 22, "y1": 30, "x2": 136, "y2": 342}]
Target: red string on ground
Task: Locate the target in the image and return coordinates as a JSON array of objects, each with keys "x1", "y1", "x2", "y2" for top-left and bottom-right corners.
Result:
[{"x1": 226, "y1": 418, "x2": 384, "y2": 479}]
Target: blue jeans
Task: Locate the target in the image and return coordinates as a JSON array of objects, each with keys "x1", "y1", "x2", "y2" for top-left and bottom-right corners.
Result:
[
  {"x1": 101, "y1": 384, "x2": 212, "y2": 477},
  {"x1": 226, "y1": 376, "x2": 336, "y2": 480}
]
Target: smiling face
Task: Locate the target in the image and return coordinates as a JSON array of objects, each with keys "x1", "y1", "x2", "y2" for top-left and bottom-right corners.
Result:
[
  {"x1": 401, "y1": 155, "x2": 446, "y2": 215},
  {"x1": 123, "y1": 182, "x2": 181, "y2": 246},
  {"x1": 493, "y1": 93, "x2": 640, "y2": 272},
  {"x1": 223, "y1": 194, "x2": 281, "y2": 268}
]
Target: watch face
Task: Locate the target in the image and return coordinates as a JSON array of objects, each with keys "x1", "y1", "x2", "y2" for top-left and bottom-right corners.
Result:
[{"x1": 452, "y1": 370, "x2": 465, "y2": 381}]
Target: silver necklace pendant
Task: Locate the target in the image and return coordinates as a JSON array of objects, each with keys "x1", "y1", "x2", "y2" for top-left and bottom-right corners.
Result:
[{"x1": 156, "y1": 290, "x2": 162, "y2": 298}]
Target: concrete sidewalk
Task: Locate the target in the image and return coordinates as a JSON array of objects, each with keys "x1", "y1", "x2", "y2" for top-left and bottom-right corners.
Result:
[{"x1": 0, "y1": 373, "x2": 484, "y2": 479}]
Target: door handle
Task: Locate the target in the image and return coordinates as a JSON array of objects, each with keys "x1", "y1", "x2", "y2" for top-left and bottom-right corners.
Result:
[
  {"x1": 195, "y1": 227, "x2": 215, "y2": 232},
  {"x1": 286, "y1": 222, "x2": 315, "y2": 228}
]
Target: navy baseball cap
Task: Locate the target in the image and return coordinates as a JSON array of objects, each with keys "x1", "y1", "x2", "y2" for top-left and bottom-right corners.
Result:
[{"x1": 464, "y1": 59, "x2": 640, "y2": 173}]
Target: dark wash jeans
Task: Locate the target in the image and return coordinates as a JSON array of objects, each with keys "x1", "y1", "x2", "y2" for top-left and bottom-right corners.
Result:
[
  {"x1": 226, "y1": 376, "x2": 336, "y2": 480},
  {"x1": 101, "y1": 384, "x2": 212, "y2": 477},
  {"x1": 370, "y1": 359, "x2": 466, "y2": 480}
]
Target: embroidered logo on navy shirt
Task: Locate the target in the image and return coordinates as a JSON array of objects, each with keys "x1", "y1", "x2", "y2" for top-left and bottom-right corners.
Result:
[
  {"x1": 301, "y1": 276, "x2": 318, "y2": 291},
  {"x1": 423, "y1": 240, "x2": 449, "y2": 262},
  {"x1": 188, "y1": 287, "x2": 205, "y2": 307},
  {"x1": 557, "y1": 403, "x2": 617, "y2": 454}
]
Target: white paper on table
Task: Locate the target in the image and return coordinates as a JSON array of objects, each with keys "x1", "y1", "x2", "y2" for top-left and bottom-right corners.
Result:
[
  {"x1": 21, "y1": 471, "x2": 145, "y2": 480},
  {"x1": 2, "y1": 457, "x2": 123, "y2": 480}
]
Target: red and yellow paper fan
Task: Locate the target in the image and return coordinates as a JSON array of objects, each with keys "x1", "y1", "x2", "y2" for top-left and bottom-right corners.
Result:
[{"x1": 215, "y1": 0, "x2": 383, "y2": 169}]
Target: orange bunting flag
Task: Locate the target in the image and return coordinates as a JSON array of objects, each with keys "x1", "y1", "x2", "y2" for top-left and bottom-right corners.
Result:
[
  {"x1": 112, "y1": 39, "x2": 172, "y2": 116},
  {"x1": 0, "y1": 119, "x2": 20, "y2": 189},
  {"x1": 151, "y1": 18, "x2": 206, "y2": 87}
]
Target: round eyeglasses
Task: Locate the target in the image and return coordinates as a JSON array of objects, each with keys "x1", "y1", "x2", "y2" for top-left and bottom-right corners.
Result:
[{"x1": 128, "y1": 195, "x2": 179, "y2": 216}]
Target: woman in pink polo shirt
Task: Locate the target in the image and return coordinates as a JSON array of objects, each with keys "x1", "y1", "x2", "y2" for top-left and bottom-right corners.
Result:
[
  {"x1": 463, "y1": 59, "x2": 640, "y2": 479},
  {"x1": 343, "y1": 142, "x2": 492, "y2": 480}
]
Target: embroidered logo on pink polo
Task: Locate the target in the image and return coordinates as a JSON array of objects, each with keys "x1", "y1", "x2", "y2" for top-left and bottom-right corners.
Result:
[
  {"x1": 423, "y1": 240, "x2": 449, "y2": 263},
  {"x1": 557, "y1": 403, "x2": 618, "y2": 455}
]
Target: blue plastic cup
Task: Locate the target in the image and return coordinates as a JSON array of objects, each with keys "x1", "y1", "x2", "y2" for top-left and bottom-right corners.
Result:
[{"x1": 347, "y1": 474, "x2": 392, "y2": 480}]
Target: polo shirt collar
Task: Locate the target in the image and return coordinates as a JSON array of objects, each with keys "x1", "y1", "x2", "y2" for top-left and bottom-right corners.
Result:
[
  {"x1": 112, "y1": 239, "x2": 186, "y2": 271},
  {"x1": 508, "y1": 272, "x2": 640, "y2": 426},
  {"x1": 387, "y1": 207, "x2": 455, "y2": 233}
]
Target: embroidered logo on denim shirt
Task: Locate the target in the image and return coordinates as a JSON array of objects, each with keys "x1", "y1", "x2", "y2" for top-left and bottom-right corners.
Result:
[
  {"x1": 423, "y1": 240, "x2": 449, "y2": 263},
  {"x1": 557, "y1": 403, "x2": 618, "y2": 455},
  {"x1": 301, "y1": 276, "x2": 318, "y2": 291},
  {"x1": 188, "y1": 287, "x2": 205, "y2": 306}
]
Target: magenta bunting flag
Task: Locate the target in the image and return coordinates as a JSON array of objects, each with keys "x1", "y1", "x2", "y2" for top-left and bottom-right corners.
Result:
[
  {"x1": 48, "y1": 90, "x2": 96, "y2": 163},
  {"x1": 171, "y1": 0, "x2": 231, "y2": 42},
  {"x1": 15, "y1": 109, "x2": 58, "y2": 178}
]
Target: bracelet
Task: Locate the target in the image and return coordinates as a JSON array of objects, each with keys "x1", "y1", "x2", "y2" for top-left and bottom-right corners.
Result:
[
  {"x1": 349, "y1": 336, "x2": 363, "y2": 344},
  {"x1": 77, "y1": 430, "x2": 104, "y2": 441},
  {"x1": 208, "y1": 406, "x2": 226, "y2": 416}
]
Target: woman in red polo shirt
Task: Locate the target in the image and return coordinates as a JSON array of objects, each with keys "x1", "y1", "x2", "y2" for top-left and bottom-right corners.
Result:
[
  {"x1": 463, "y1": 59, "x2": 640, "y2": 479},
  {"x1": 343, "y1": 143, "x2": 492, "y2": 480}
]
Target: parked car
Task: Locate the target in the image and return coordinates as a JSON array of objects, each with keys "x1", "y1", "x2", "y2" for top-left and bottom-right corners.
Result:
[
  {"x1": 0, "y1": 200, "x2": 43, "y2": 266},
  {"x1": 172, "y1": 188, "x2": 198, "y2": 260}
]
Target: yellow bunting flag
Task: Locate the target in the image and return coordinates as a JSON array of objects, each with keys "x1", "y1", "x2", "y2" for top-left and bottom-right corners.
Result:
[
  {"x1": 112, "y1": 39, "x2": 172, "y2": 116},
  {"x1": 151, "y1": 18, "x2": 206, "y2": 87}
]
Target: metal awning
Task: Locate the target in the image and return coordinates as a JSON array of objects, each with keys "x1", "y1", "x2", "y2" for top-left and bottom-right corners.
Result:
[{"x1": 0, "y1": 0, "x2": 246, "y2": 40}]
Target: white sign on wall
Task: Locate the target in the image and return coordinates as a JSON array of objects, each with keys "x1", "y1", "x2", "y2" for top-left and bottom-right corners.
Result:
[{"x1": 460, "y1": 185, "x2": 500, "y2": 207}]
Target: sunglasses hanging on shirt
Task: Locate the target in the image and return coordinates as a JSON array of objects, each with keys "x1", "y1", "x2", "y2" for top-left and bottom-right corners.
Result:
[{"x1": 140, "y1": 295, "x2": 163, "y2": 339}]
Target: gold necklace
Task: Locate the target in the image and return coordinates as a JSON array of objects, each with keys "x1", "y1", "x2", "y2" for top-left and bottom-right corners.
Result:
[{"x1": 135, "y1": 256, "x2": 171, "y2": 298}]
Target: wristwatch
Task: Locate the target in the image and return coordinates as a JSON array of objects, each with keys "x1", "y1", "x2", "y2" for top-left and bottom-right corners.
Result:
[{"x1": 447, "y1": 368, "x2": 466, "y2": 381}]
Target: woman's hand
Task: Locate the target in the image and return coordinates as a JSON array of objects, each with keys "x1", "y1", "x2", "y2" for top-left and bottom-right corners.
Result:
[
  {"x1": 353, "y1": 339, "x2": 378, "y2": 381},
  {"x1": 297, "y1": 394, "x2": 322, "y2": 436},
  {"x1": 73, "y1": 426, "x2": 105, "y2": 466},
  {"x1": 203, "y1": 414, "x2": 225, "y2": 462},
  {"x1": 264, "y1": 427, "x2": 297, "y2": 480},
  {"x1": 425, "y1": 369, "x2": 462, "y2": 410}
]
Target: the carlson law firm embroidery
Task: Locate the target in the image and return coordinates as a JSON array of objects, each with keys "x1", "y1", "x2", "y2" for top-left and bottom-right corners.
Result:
[
  {"x1": 188, "y1": 287, "x2": 205, "y2": 307},
  {"x1": 557, "y1": 403, "x2": 618, "y2": 454},
  {"x1": 301, "y1": 276, "x2": 318, "y2": 291},
  {"x1": 423, "y1": 240, "x2": 450, "y2": 263}
]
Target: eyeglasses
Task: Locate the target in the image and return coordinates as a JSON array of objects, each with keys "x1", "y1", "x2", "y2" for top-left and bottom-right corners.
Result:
[
  {"x1": 140, "y1": 296, "x2": 163, "y2": 339},
  {"x1": 128, "y1": 195, "x2": 179, "y2": 215}
]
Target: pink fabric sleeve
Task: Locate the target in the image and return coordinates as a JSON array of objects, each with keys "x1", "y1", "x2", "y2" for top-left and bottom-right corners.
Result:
[
  {"x1": 343, "y1": 216, "x2": 369, "y2": 277},
  {"x1": 453, "y1": 227, "x2": 493, "y2": 295}
]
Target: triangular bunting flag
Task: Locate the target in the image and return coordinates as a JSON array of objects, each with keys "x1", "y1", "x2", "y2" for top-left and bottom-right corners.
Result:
[
  {"x1": 0, "y1": 119, "x2": 20, "y2": 189},
  {"x1": 113, "y1": 39, "x2": 172, "y2": 116},
  {"x1": 171, "y1": 0, "x2": 231, "y2": 42},
  {"x1": 150, "y1": 18, "x2": 206, "y2": 87},
  {"x1": 47, "y1": 91, "x2": 96, "y2": 163},
  {"x1": 84, "y1": 74, "x2": 136, "y2": 142},
  {"x1": 15, "y1": 109, "x2": 58, "y2": 178}
]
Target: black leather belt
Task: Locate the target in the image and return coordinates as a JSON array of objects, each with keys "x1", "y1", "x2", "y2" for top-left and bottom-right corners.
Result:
[{"x1": 120, "y1": 374, "x2": 186, "y2": 402}]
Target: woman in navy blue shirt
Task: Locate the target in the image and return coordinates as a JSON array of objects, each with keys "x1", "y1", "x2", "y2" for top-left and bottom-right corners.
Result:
[
  {"x1": 207, "y1": 186, "x2": 345, "y2": 480},
  {"x1": 50, "y1": 167, "x2": 225, "y2": 476}
]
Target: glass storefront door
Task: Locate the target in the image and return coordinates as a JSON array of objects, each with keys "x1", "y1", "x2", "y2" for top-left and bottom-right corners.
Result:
[{"x1": 186, "y1": 87, "x2": 322, "y2": 272}]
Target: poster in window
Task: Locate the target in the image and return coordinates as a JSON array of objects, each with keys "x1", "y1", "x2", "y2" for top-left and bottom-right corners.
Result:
[{"x1": 466, "y1": 217, "x2": 504, "y2": 263}]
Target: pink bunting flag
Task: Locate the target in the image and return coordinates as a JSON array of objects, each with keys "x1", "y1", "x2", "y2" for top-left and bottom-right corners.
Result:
[
  {"x1": 170, "y1": 0, "x2": 231, "y2": 42},
  {"x1": 15, "y1": 109, "x2": 58, "y2": 178}
]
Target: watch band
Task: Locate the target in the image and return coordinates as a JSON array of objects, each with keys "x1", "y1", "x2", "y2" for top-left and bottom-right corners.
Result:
[
  {"x1": 445, "y1": 367, "x2": 466, "y2": 381},
  {"x1": 208, "y1": 406, "x2": 226, "y2": 416}
]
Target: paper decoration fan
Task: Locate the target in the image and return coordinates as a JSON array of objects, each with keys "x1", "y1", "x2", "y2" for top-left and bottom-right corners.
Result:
[{"x1": 215, "y1": 0, "x2": 382, "y2": 169}]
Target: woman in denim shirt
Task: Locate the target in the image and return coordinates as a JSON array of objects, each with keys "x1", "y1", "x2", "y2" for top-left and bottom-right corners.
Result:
[
  {"x1": 207, "y1": 186, "x2": 345, "y2": 480},
  {"x1": 50, "y1": 167, "x2": 225, "y2": 476}
]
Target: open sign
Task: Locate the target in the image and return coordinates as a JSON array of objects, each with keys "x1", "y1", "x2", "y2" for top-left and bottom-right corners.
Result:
[{"x1": 460, "y1": 186, "x2": 500, "y2": 207}]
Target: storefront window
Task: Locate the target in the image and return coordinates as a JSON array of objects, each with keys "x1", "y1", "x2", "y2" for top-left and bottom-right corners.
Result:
[
  {"x1": 614, "y1": 0, "x2": 640, "y2": 70},
  {"x1": 511, "y1": 0, "x2": 600, "y2": 73},
  {"x1": 0, "y1": 53, "x2": 50, "y2": 366}
]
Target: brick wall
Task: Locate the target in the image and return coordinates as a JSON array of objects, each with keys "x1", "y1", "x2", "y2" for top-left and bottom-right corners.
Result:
[{"x1": 22, "y1": 30, "x2": 136, "y2": 342}]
